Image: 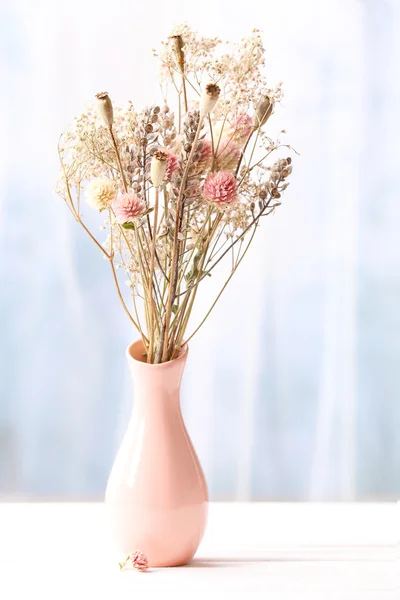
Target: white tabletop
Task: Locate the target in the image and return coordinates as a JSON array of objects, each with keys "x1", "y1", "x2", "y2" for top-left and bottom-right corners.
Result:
[{"x1": 0, "y1": 502, "x2": 398, "y2": 600}]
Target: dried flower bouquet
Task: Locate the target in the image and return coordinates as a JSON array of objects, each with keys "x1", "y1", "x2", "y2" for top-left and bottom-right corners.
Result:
[{"x1": 57, "y1": 25, "x2": 294, "y2": 363}]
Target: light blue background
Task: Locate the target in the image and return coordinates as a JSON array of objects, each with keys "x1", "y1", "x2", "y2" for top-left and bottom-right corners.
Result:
[{"x1": 0, "y1": 0, "x2": 399, "y2": 500}]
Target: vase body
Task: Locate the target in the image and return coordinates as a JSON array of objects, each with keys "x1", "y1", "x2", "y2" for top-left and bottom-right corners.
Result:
[{"x1": 105, "y1": 339, "x2": 208, "y2": 567}]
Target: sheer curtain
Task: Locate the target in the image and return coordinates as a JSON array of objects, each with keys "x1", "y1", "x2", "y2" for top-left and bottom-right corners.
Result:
[{"x1": 1, "y1": 0, "x2": 399, "y2": 500}]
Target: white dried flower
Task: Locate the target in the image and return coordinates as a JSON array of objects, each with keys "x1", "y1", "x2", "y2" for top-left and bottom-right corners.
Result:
[
  {"x1": 151, "y1": 150, "x2": 168, "y2": 187},
  {"x1": 85, "y1": 177, "x2": 116, "y2": 211},
  {"x1": 253, "y1": 95, "x2": 273, "y2": 129},
  {"x1": 96, "y1": 92, "x2": 114, "y2": 128},
  {"x1": 199, "y1": 83, "x2": 220, "y2": 117}
]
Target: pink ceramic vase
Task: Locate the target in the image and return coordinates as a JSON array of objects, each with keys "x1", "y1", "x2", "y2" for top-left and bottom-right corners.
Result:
[{"x1": 105, "y1": 339, "x2": 208, "y2": 567}]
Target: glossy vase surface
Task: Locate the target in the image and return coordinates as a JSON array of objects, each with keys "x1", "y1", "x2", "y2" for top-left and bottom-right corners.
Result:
[{"x1": 105, "y1": 339, "x2": 208, "y2": 567}]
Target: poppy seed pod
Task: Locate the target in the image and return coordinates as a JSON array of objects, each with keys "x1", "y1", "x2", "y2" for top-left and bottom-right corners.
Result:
[
  {"x1": 253, "y1": 95, "x2": 273, "y2": 129},
  {"x1": 96, "y1": 92, "x2": 113, "y2": 128},
  {"x1": 199, "y1": 83, "x2": 220, "y2": 118},
  {"x1": 151, "y1": 150, "x2": 168, "y2": 187},
  {"x1": 170, "y1": 34, "x2": 185, "y2": 74}
]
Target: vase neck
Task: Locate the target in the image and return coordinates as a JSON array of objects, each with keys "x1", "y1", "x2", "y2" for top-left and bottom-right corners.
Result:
[{"x1": 126, "y1": 340, "x2": 188, "y2": 409}]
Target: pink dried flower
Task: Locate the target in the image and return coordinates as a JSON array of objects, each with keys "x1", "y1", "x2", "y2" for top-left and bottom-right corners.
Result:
[
  {"x1": 113, "y1": 193, "x2": 145, "y2": 223},
  {"x1": 130, "y1": 551, "x2": 149, "y2": 572},
  {"x1": 119, "y1": 550, "x2": 149, "y2": 572},
  {"x1": 215, "y1": 139, "x2": 241, "y2": 172},
  {"x1": 161, "y1": 148, "x2": 180, "y2": 181},
  {"x1": 233, "y1": 113, "x2": 253, "y2": 144},
  {"x1": 203, "y1": 171, "x2": 237, "y2": 205}
]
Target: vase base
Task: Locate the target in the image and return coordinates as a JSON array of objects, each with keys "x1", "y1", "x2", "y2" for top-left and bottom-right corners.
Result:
[{"x1": 149, "y1": 560, "x2": 190, "y2": 568}]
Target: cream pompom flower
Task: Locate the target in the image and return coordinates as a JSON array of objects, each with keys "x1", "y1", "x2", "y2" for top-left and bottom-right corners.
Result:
[
  {"x1": 85, "y1": 178, "x2": 117, "y2": 211},
  {"x1": 203, "y1": 171, "x2": 237, "y2": 205}
]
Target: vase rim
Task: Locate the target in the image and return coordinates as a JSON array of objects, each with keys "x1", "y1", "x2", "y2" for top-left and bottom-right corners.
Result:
[{"x1": 126, "y1": 339, "x2": 188, "y2": 367}]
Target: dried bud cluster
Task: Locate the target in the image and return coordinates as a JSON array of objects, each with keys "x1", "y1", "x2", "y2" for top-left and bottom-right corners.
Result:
[
  {"x1": 158, "y1": 105, "x2": 177, "y2": 147},
  {"x1": 134, "y1": 105, "x2": 161, "y2": 148},
  {"x1": 265, "y1": 157, "x2": 292, "y2": 200},
  {"x1": 182, "y1": 110, "x2": 202, "y2": 155},
  {"x1": 96, "y1": 92, "x2": 114, "y2": 128}
]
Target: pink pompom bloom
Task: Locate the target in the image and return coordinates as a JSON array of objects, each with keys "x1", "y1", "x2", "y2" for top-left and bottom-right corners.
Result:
[
  {"x1": 113, "y1": 193, "x2": 145, "y2": 223},
  {"x1": 119, "y1": 550, "x2": 149, "y2": 572},
  {"x1": 203, "y1": 171, "x2": 238, "y2": 205},
  {"x1": 161, "y1": 148, "x2": 180, "y2": 181}
]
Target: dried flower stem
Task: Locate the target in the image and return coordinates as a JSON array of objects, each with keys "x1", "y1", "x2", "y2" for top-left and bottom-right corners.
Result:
[
  {"x1": 109, "y1": 126, "x2": 128, "y2": 192},
  {"x1": 173, "y1": 213, "x2": 222, "y2": 353},
  {"x1": 109, "y1": 256, "x2": 145, "y2": 339},
  {"x1": 185, "y1": 220, "x2": 258, "y2": 344},
  {"x1": 182, "y1": 78, "x2": 188, "y2": 113},
  {"x1": 148, "y1": 186, "x2": 160, "y2": 362},
  {"x1": 160, "y1": 117, "x2": 204, "y2": 362},
  {"x1": 235, "y1": 130, "x2": 253, "y2": 177},
  {"x1": 174, "y1": 197, "x2": 274, "y2": 299},
  {"x1": 59, "y1": 150, "x2": 145, "y2": 338}
]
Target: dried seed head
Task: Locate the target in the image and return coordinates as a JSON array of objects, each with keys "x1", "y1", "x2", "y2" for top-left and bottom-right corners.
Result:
[
  {"x1": 151, "y1": 151, "x2": 168, "y2": 187},
  {"x1": 153, "y1": 150, "x2": 167, "y2": 161},
  {"x1": 95, "y1": 92, "x2": 113, "y2": 128},
  {"x1": 253, "y1": 95, "x2": 273, "y2": 129},
  {"x1": 259, "y1": 189, "x2": 267, "y2": 200},
  {"x1": 200, "y1": 83, "x2": 221, "y2": 117},
  {"x1": 271, "y1": 187, "x2": 281, "y2": 198},
  {"x1": 281, "y1": 167, "x2": 292, "y2": 178},
  {"x1": 205, "y1": 83, "x2": 221, "y2": 98},
  {"x1": 170, "y1": 34, "x2": 185, "y2": 74}
]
